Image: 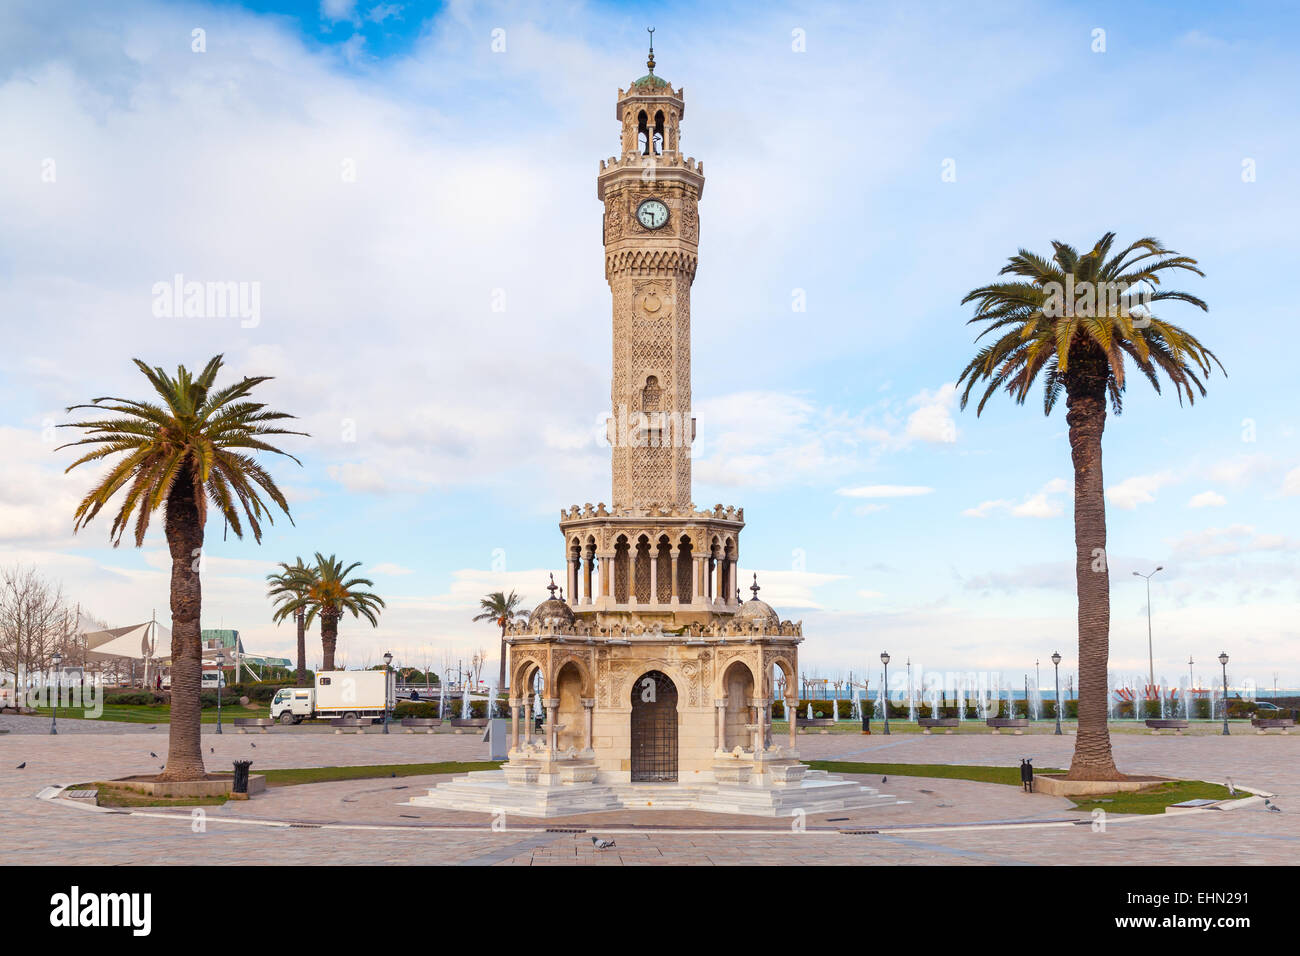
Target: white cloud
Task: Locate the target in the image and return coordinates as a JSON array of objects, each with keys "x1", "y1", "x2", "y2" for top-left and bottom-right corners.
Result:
[
  {"x1": 1106, "y1": 472, "x2": 1178, "y2": 510},
  {"x1": 1010, "y1": 492, "x2": 1062, "y2": 519},
  {"x1": 320, "y1": 0, "x2": 359, "y2": 23},
  {"x1": 836, "y1": 485, "x2": 933, "y2": 499},
  {"x1": 904, "y1": 384, "x2": 958, "y2": 444},
  {"x1": 370, "y1": 562, "x2": 414, "y2": 576},
  {"x1": 1188, "y1": 490, "x2": 1226, "y2": 509},
  {"x1": 1169, "y1": 525, "x2": 1299, "y2": 559},
  {"x1": 963, "y1": 478, "x2": 1068, "y2": 519},
  {"x1": 1284, "y1": 466, "x2": 1300, "y2": 496}
]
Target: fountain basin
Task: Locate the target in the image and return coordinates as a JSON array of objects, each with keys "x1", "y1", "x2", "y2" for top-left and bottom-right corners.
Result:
[
  {"x1": 986, "y1": 717, "x2": 1029, "y2": 734},
  {"x1": 1144, "y1": 719, "x2": 1189, "y2": 735},
  {"x1": 918, "y1": 718, "x2": 960, "y2": 735}
]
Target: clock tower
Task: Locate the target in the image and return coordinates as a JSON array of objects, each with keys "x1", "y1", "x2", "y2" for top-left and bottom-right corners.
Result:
[{"x1": 597, "y1": 39, "x2": 703, "y2": 512}]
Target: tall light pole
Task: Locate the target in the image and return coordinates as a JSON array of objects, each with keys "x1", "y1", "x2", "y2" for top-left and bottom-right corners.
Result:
[
  {"x1": 1051, "y1": 652, "x2": 1062, "y2": 735},
  {"x1": 1133, "y1": 566, "x2": 1163, "y2": 693},
  {"x1": 1188, "y1": 656, "x2": 1195, "y2": 717},
  {"x1": 214, "y1": 650, "x2": 225, "y2": 734},
  {"x1": 383, "y1": 651, "x2": 393, "y2": 733},
  {"x1": 880, "y1": 652, "x2": 891, "y2": 735},
  {"x1": 1219, "y1": 652, "x2": 1230, "y2": 736},
  {"x1": 50, "y1": 651, "x2": 63, "y2": 735}
]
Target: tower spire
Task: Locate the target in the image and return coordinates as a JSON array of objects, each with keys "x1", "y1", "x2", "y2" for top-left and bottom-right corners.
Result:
[{"x1": 646, "y1": 27, "x2": 655, "y2": 74}]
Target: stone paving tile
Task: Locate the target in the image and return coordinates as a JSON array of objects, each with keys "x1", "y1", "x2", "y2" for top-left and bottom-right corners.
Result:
[{"x1": 2, "y1": 716, "x2": 1296, "y2": 864}]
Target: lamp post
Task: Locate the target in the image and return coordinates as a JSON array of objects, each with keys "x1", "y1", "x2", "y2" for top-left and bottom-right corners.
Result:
[
  {"x1": 1051, "y1": 652, "x2": 1062, "y2": 735},
  {"x1": 383, "y1": 651, "x2": 393, "y2": 734},
  {"x1": 1133, "y1": 566, "x2": 1163, "y2": 692},
  {"x1": 880, "y1": 652, "x2": 891, "y2": 735},
  {"x1": 214, "y1": 650, "x2": 225, "y2": 734},
  {"x1": 1219, "y1": 652, "x2": 1230, "y2": 736},
  {"x1": 50, "y1": 651, "x2": 63, "y2": 735}
]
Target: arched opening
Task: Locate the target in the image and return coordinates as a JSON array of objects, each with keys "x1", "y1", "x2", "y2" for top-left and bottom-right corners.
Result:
[
  {"x1": 614, "y1": 534, "x2": 630, "y2": 603},
  {"x1": 655, "y1": 535, "x2": 673, "y2": 603},
  {"x1": 634, "y1": 534, "x2": 652, "y2": 603},
  {"x1": 723, "y1": 661, "x2": 756, "y2": 750},
  {"x1": 676, "y1": 536, "x2": 694, "y2": 603},
  {"x1": 652, "y1": 110, "x2": 665, "y2": 155},
  {"x1": 555, "y1": 662, "x2": 585, "y2": 752},
  {"x1": 637, "y1": 110, "x2": 649, "y2": 155},
  {"x1": 630, "y1": 670, "x2": 678, "y2": 782}
]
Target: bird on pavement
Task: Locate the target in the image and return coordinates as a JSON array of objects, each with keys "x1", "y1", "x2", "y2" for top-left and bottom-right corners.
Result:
[
  {"x1": 150, "y1": 752, "x2": 157, "y2": 758},
  {"x1": 15, "y1": 762, "x2": 26, "y2": 769},
  {"x1": 591, "y1": 836, "x2": 615, "y2": 850},
  {"x1": 1265, "y1": 799, "x2": 1281, "y2": 812},
  {"x1": 881, "y1": 776, "x2": 887, "y2": 783}
]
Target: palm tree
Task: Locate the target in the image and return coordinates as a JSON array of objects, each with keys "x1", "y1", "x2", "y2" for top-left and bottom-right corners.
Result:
[
  {"x1": 957, "y1": 233, "x2": 1221, "y2": 780},
  {"x1": 273, "y1": 553, "x2": 384, "y2": 671},
  {"x1": 473, "y1": 590, "x2": 528, "y2": 692},
  {"x1": 267, "y1": 557, "x2": 314, "y2": 686},
  {"x1": 59, "y1": 356, "x2": 304, "y2": 781}
]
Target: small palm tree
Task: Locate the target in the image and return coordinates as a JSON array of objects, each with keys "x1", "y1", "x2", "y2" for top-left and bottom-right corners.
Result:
[
  {"x1": 273, "y1": 553, "x2": 384, "y2": 671},
  {"x1": 267, "y1": 557, "x2": 314, "y2": 686},
  {"x1": 473, "y1": 590, "x2": 528, "y2": 692},
  {"x1": 59, "y1": 356, "x2": 304, "y2": 781},
  {"x1": 957, "y1": 233, "x2": 1221, "y2": 781}
]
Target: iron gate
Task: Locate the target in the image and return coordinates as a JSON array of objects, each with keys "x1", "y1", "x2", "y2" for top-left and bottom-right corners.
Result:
[{"x1": 630, "y1": 670, "x2": 678, "y2": 782}]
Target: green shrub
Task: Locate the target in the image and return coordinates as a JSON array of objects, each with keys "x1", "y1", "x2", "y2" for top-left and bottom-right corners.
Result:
[{"x1": 104, "y1": 691, "x2": 161, "y2": 706}]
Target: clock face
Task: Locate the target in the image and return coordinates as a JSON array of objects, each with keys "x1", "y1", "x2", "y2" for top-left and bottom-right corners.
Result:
[{"x1": 636, "y1": 199, "x2": 669, "y2": 230}]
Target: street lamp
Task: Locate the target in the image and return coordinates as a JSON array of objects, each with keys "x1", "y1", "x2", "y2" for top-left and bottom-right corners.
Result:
[
  {"x1": 50, "y1": 651, "x2": 63, "y2": 735},
  {"x1": 1133, "y1": 566, "x2": 1163, "y2": 692},
  {"x1": 1051, "y1": 652, "x2": 1062, "y2": 735},
  {"x1": 383, "y1": 651, "x2": 393, "y2": 734},
  {"x1": 214, "y1": 650, "x2": 225, "y2": 735},
  {"x1": 880, "y1": 652, "x2": 891, "y2": 735},
  {"x1": 1219, "y1": 651, "x2": 1230, "y2": 736}
]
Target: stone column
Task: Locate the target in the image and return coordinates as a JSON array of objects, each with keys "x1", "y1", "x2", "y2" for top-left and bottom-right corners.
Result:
[
  {"x1": 509, "y1": 699, "x2": 520, "y2": 751},
  {"x1": 648, "y1": 556, "x2": 658, "y2": 605},
  {"x1": 670, "y1": 551, "x2": 680, "y2": 605},
  {"x1": 750, "y1": 697, "x2": 767, "y2": 754},
  {"x1": 568, "y1": 557, "x2": 579, "y2": 606},
  {"x1": 544, "y1": 698, "x2": 559, "y2": 753},
  {"x1": 694, "y1": 556, "x2": 706, "y2": 604},
  {"x1": 714, "y1": 553, "x2": 724, "y2": 605},
  {"x1": 599, "y1": 556, "x2": 611, "y2": 598},
  {"x1": 715, "y1": 698, "x2": 727, "y2": 751},
  {"x1": 581, "y1": 698, "x2": 595, "y2": 752},
  {"x1": 787, "y1": 695, "x2": 798, "y2": 751},
  {"x1": 582, "y1": 555, "x2": 593, "y2": 604}
]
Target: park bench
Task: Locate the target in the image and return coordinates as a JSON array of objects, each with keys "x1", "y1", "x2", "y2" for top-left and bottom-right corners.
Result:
[
  {"x1": 449, "y1": 717, "x2": 488, "y2": 730},
  {"x1": 233, "y1": 717, "x2": 275, "y2": 734},
  {"x1": 330, "y1": 716, "x2": 374, "y2": 735},
  {"x1": 918, "y1": 717, "x2": 961, "y2": 735},
  {"x1": 1252, "y1": 718, "x2": 1295, "y2": 735},
  {"x1": 986, "y1": 717, "x2": 1029, "y2": 735},
  {"x1": 400, "y1": 717, "x2": 441, "y2": 734},
  {"x1": 1144, "y1": 719, "x2": 1189, "y2": 735}
]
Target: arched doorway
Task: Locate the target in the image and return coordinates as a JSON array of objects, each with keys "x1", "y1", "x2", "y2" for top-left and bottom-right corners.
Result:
[{"x1": 630, "y1": 670, "x2": 678, "y2": 782}]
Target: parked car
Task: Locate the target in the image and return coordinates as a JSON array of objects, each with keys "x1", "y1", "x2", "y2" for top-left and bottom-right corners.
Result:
[{"x1": 1256, "y1": 701, "x2": 1281, "y2": 712}]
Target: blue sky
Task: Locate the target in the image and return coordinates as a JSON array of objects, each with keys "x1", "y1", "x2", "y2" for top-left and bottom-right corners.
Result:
[{"x1": 1, "y1": 0, "x2": 1297, "y2": 692}]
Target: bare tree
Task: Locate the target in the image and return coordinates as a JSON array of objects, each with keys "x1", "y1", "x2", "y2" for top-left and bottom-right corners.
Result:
[{"x1": 0, "y1": 565, "x2": 72, "y2": 706}]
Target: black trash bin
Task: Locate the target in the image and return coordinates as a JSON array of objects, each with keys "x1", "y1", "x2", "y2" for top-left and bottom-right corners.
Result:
[{"x1": 232, "y1": 759, "x2": 254, "y2": 794}]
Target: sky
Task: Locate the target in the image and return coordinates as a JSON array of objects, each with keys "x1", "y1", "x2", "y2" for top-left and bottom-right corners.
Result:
[{"x1": 1, "y1": 0, "x2": 1297, "y2": 694}]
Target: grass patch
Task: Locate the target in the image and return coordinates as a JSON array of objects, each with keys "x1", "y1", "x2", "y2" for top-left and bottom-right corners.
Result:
[
  {"x1": 809, "y1": 760, "x2": 1063, "y2": 786},
  {"x1": 33, "y1": 704, "x2": 270, "y2": 724},
  {"x1": 259, "y1": 761, "x2": 501, "y2": 787},
  {"x1": 67, "y1": 782, "x2": 230, "y2": 809},
  {"x1": 1068, "y1": 780, "x2": 1246, "y2": 815}
]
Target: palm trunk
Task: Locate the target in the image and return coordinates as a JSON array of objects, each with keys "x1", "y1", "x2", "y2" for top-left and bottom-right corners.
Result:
[
  {"x1": 321, "y1": 612, "x2": 338, "y2": 672},
  {"x1": 160, "y1": 469, "x2": 206, "y2": 781},
  {"x1": 498, "y1": 623, "x2": 507, "y2": 693},
  {"x1": 295, "y1": 609, "x2": 307, "y2": 686},
  {"x1": 1064, "y1": 350, "x2": 1123, "y2": 781}
]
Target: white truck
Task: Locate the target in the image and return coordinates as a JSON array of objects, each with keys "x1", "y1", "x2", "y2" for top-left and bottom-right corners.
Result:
[{"x1": 268, "y1": 670, "x2": 396, "y2": 725}]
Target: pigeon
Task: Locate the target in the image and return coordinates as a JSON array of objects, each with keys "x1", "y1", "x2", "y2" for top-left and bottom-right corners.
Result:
[
  {"x1": 591, "y1": 836, "x2": 616, "y2": 850},
  {"x1": 150, "y1": 752, "x2": 157, "y2": 758},
  {"x1": 250, "y1": 742, "x2": 256, "y2": 748},
  {"x1": 15, "y1": 762, "x2": 25, "y2": 769},
  {"x1": 1265, "y1": 799, "x2": 1281, "y2": 812},
  {"x1": 210, "y1": 748, "x2": 214, "y2": 753},
  {"x1": 881, "y1": 776, "x2": 887, "y2": 783},
  {"x1": 1226, "y1": 779, "x2": 1236, "y2": 796}
]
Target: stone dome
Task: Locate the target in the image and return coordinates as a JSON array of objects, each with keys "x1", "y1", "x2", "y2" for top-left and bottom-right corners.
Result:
[
  {"x1": 735, "y1": 574, "x2": 780, "y2": 629},
  {"x1": 529, "y1": 575, "x2": 575, "y2": 628}
]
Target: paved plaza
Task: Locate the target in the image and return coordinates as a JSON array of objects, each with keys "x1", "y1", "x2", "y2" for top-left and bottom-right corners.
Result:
[{"x1": 2, "y1": 715, "x2": 1296, "y2": 865}]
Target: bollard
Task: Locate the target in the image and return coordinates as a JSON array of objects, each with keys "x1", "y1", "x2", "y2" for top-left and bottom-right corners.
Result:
[{"x1": 232, "y1": 759, "x2": 254, "y2": 794}]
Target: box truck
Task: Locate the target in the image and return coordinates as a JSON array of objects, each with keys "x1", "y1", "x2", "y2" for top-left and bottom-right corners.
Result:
[{"x1": 268, "y1": 670, "x2": 395, "y2": 725}]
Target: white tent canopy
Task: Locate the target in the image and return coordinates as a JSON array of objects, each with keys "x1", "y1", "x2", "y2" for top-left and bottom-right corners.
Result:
[{"x1": 85, "y1": 621, "x2": 171, "y2": 663}]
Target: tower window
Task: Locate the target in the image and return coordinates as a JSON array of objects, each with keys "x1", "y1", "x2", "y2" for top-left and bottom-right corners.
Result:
[
  {"x1": 642, "y1": 375, "x2": 661, "y2": 411},
  {"x1": 637, "y1": 110, "x2": 649, "y2": 156},
  {"x1": 653, "y1": 111, "x2": 664, "y2": 156}
]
